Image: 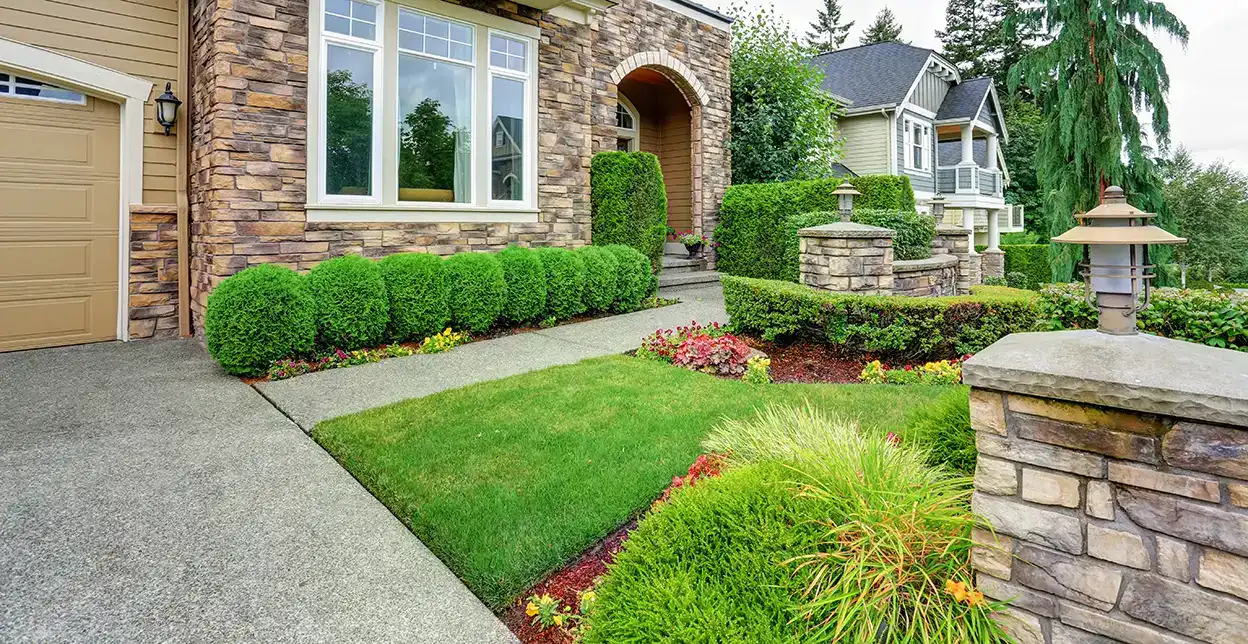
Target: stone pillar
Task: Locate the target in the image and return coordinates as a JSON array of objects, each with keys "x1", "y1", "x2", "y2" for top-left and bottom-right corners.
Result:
[
  {"x1": 798, "y1": 222, "x2": 894, "y2": 295},
  {"x1": 935, "y1": 225, "x2": 972, "y2": 294},
  {"x1": 983, "y1": 208, "x2": 1004, "y2": 280},
  {"x1": 964, "y1": 331, "x2": 1248, "y2": 644}
]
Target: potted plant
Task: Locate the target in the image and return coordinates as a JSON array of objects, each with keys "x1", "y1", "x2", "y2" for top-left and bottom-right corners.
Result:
[{"x1": 678, "y1": 230, "x2": 711, "y2": 258}]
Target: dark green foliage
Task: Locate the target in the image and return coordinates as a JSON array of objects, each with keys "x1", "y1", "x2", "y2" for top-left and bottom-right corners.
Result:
[
  {"x1": 1163, "y1": 149, "x2": 1248, "y2": 284},
  {"x1": 1002, "y1": 99, "x2": 1044, "y2": 231},
  {"x1": 497, "y1": 246, "x2": 547, "y2": 325},
  {"x1": 604, "y1": 244, "x2": 652, "y2": 312},
  {"x1": 205, "y1": 264, "x2": 317, "y2": 376},
  {"x1": 723, "y1": 275, "x2": 1041, "y2": 360},
  {"x1": 859, "y1": 7, "x2": 904, "y2": 44},
  {"x1": 378, "y1": 253, "x2": 450, "y2": 342},
  {"x1": 909, "y1": 388, "x2": 976, "y2": 476},
  {"x1": 307, "y1": 255, "x2": 390, "y2": 350},
  {"x1": 854, "y1": 208, "x2": 936, "y2": 261},
  {"x1": 590, "y1": 151, "x2": 667, "y2": 271},
  {"x1": 537, "y1": 247, "x2": 587, "y2": 320},
  {"x1": 443, "y1": 252, "x2": 506, "y2": 333},
  {"x1": 715, "y1": 176, "x2": 917, "y2": 280},
  {"x1": 805, "y1": 0, "x2": 854, "y2": 53},
  {"x1": 1006, "y1": 271, "x2": 1030, "y2": 289},
  {"x1": 1001, "y1": 244, "x2": 1051, "y2": 289},
  {"x1": 1041, "y1": 283, "x2": 1248, "y2": 351},
  {"x1": 577, "y1": 246, "x2": 620, "y2": 313}
]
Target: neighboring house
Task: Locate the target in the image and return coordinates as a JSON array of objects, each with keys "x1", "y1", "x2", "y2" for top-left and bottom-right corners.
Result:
[
  {"x1": 810, "y1": 42, "x2": 1025, "y2": 248},
  {"x1": 0, "y1": 0, "x2": 731, "y2": 352}
]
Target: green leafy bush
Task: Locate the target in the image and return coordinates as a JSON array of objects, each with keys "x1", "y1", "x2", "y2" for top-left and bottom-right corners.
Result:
[
  {"x1": 1041, "y1": 283, "x2": 1248, "y2": 351},
  {"x1": 537, "y1": 247, "x2": 587, "y2": 320},
  {"x1": 378, "y1": 252, "x2": 450, "y2": 342},
  {"x1": 723, "y1": 275, "x2": 1041, "y2": 360},
  {"x1": 1001, "y1": 244, "x2": 1051, "y2": 290},
  {"x1": 855, "y1": 208, "x2": 935, "y2": 260},
  {"x1": 443, "y1": 252, "x2": 506, "y2": 333},
  {"x1": 577, "y1": 246, "x2": 620, "y2": 313},
  {"x1": 1005, "y1": 271, "x2": 1030, "y2": 290},
  {"x1": 715, "y1": 175, "x2": 917, "y2": 280},
  {"x1": 307, "y1": 254, "x2": 390, "y2": 350},
  {"x1": 205, "y1": 264, "x2": 317, "y2": 376},
  {"x1": 590, "y1": 151, "x2": 667, "y2": 271},
  {"x1": 983, "y1": 276, "x2": 1007, "y2": 286},
  {"x1": 497, "y1": 246, "x2": 547, "y2": 325},
  {"x1": 604, "y1": 244, "x2": 652, "y2": 312}
]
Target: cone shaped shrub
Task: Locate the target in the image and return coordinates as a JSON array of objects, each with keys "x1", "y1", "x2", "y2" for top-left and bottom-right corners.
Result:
[
  {"x1": 444, "y1": 252, "x2": 506, "y2": 333},
  {"x1": 604, "y1": 244, "x2": 651, "y2": 312},
  {"x1": 307, "y1": 254, "x2": 389, "y2": 350},
  {"x1": 378, "y1": 252, "x2": 450, "y2": 342},
  {"x1": 537, "y1": 247, "x2": 586, "y2": 320},
  {"x1": 205, "y1": 264, "x2": 317, "y2": 376},
  {"x1": 498, "y1": 246, "x2": 547, "y2": 324},
  {"x1": 591, "y1": 151, "x2": 667, "y2": 270},
  {"x1": 578, "y1": 246, "x2": 620, "y2": 313}
]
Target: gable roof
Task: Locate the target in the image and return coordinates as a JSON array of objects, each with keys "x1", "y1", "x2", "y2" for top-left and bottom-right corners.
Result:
[
  {"x1": 809, "y1": 42, "x2": 936, "y2": 111},
  {"x1": 936, "y1": 77, "x2": 992, "y2": 121}
]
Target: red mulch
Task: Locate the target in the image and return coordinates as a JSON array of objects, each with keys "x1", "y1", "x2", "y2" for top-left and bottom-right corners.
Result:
[{"x1": 742, "y1": 337, "x2": 870, "y2": 384}]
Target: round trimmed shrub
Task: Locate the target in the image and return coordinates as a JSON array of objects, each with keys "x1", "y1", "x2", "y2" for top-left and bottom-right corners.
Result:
[
  {"x1": 604, "y1": 244, "x2": 651, "y2": 312},
  {"x1": 537, "y1": 247, "x2": 587, "y2": 320},
  {"x1": 577, "y1": 246, "x2": 620, "y2": 313},
  {"x1": 444, "y1": 252, "x2": 506, "y2": 333},
  {"x1": 307, "y1": 254, "x2": 389, "y2": 350},
  {"x1": 378, "y1": 252, "x2": 450, "y2": 342},
  {"x1": 498, "y1": 246, "x2": 547, "y2": 324},
  {"x1": 204, "y1": 264, "x2": 316, "y2": 376}
]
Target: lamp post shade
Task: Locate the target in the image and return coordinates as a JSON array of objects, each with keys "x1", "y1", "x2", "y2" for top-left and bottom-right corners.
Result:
[
  {"x1": 1052, "y1": 186, "x2": 1186, "y2": 335},
  {"x1": 154, "y1": 82, "x2": 181, "y2": 135},
  {"x1": 929, "y1": 194, "x2": 947, "y2": 223},
  {"x1": 832, "y1": 183, "x2": 861, "y2": 222}
]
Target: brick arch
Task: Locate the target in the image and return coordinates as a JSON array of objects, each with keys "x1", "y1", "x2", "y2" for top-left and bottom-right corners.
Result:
[{"x1": 609, "y1": 51, "x2": 710, "y2": 108}]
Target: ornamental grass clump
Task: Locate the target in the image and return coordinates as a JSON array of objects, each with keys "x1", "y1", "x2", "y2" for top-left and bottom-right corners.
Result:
[
  {"x1": 205, "y1": 264, "x2": 317, "y2": 376},
  {"x1": 306, "y1": 254, "x2": 390, "y2": 350}
]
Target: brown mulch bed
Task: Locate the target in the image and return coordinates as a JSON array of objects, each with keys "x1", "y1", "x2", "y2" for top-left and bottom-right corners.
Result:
[{"x1": 742, "y1": 337, "x2": 871, "y2": 384}]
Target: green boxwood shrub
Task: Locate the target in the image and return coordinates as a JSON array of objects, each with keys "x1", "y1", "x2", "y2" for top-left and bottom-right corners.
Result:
[
  {"x1": 306, "y1": 254, "x2": 389, "y2": 350},
  {"x1": 443, "y1": 252, "x2": 507, "y2": 333},
  {"x1": 1002, "y1": 244, "x2": 1051, "y2": 289},
  {"x1": 537, "y1": 247, "x2": 587, "y2": 320},
  {"x1": 715, "y1": 175, "x2": 916, "y2": 280},
  {"x1": 577, "y1": 246, "x2": 620, "y2": 313},
  {"x1": 723, "y1": 275, "x2": 1041, "y2": 360},
  {"x1": 1005, "y1": 271, "x2": 1030, "y2": 290},
  {"x1": 378, "y1": 252, "x2": 450, "y2": 342},
  {"x1": 590, "y1": 151, "x2": 667, "y2": 271},
  {"x1": 1041, "y1": 282, "x2": 1248, "y2": 351},
  {"x1": 497, "y1": 246, "x2": 547, "y2": 324},
  {"x1": 604, "y1": 244, "x2": 651, "y2": 312},
  {"x1": 205, "y1": 264, "x2": 317, "y2": 376}
]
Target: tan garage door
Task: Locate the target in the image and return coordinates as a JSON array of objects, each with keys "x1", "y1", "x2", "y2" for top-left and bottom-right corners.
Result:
[{"x1": 0, "y1": 87, "x2": 121, "y2": 352}]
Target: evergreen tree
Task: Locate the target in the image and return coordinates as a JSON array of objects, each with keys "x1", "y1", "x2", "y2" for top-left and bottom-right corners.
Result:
[
  {"x1": 859, "y1": 7, "x2": 904, "y2": 45},
  {"x1": 937, "y1": 0, "x2": 992, "y2": 78},
  {"x1": 1009, "y1": 0, "x2": 1188, "y2": 281},
  {"x1": 805, "y1": 0, "x2": 854, "y2": 54}
]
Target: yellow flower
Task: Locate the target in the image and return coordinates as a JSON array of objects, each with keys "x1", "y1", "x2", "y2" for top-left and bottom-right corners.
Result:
[
  {"x1": 553, "y1": 614, "x2": 564, "y2": 627},
  {"x1": 525, "y1": 602, "x2": 539, "y2": 617},
  {"x1": 946, "y1": 580, "x2": 969, "y2": 603},
  {"x1": 581, "y1": 590, "x2": 596, "y2": 602},
  {"x1": 967, "y1": 590, "x2": 985, "y2": 606}
]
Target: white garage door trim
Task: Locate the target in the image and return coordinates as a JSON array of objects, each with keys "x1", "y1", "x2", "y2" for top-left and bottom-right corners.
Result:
[{"x1": 0, "y1": 36, "x2": 153, "y2": 342}]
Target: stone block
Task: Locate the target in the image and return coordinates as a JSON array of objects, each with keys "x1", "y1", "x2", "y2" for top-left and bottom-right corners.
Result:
[
  {"x1": 1021, "y1": 468, "x2": 1081, "y2": 508},
  {"x1": 977, "y1": 433, "x2": 1105, "y2": 478},
  {"x1": 1007, "y1": 394, "x2": 1171, "y2": 436},
  {"x1": 1231, "y1": 483, "x2": 1248, "y2": 509},
  {"x1": 1162, "y1": 421, "x2": 1248, "y2": 480},
  {"x1": 1049, "y1": 623, "x2": 1120, "y2": 644},
  {"x1": 977, "y1": 573, "x2": 1058, "y2": 617},
  {"x1": 1085, "y1": 481, "x2": 1114, "y2": 520},
  {"x1": 1196, "y1": 549, "x2": 1248, "y2": 601},
  {"x1": 1156, "y1": 536, "x2": 1191, "y2": 582},
  {"x1": 1120, "y1": 573, "x2": 1248, "y2": 644},
  {"x1": 1108, "y1": 461, "x2": 1219, "y2": 502},
  {"x1": 1014, "y1": 544, "x2": 1123, "y2": 611},
  {"x1": 1015, "y1": 414, "x2": 1158, "y2": 464},
  {"x1": 975, "y1": 457, "x2": 1018, "y2": 496},
  {"x1": 972, "y1": 528, "x2": 1015, "y2": 580},
  {"x1": 970, "y1": 389, "x2": 1007, "y2": 436},
  {"x1": 1117, "y1": 487, "x2": 1248, "y2": 557},
  {"x1": 1059, "y1": 601, "x2": 1188, "y2": 644},
  {"x1": 993, "y1": 608, "x2": 1046, "y2": 644},
  {"x1": 974, "y1": 493, "x2": 1083, "y2": 555},
  {"x1": 1086, "y1": 524, "x2": 1150, "y2": 570}
]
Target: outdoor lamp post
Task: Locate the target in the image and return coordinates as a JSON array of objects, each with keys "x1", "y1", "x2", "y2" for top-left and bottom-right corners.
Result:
[
  {"x1": 929, "y1": 194, "x2": 947, "y2": 224},
  {"x1": 1052, "y1": 186, "x2": 1186, "y2": 335},
  {"x1": 832, "y1": 183, "x2": 861, "y2": 222},
  {"x1": 154, "y1": 82, "x2": 182, "y2": 135}
]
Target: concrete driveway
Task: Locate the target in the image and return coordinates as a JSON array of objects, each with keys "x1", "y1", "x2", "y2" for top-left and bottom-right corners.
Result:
[{"x1": 0, "y1": 340, "x2": 516, "y2": 643}]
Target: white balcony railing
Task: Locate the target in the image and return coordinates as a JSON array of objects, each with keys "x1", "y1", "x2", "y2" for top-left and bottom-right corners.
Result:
[{"x1": 936, "y1": 165, "x2": 1003, "y2": 198}]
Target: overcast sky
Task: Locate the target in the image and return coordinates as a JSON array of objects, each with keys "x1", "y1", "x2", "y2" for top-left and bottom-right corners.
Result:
[{"x1": 707, "y1": 0, "x2": 1245, "y2": 169}]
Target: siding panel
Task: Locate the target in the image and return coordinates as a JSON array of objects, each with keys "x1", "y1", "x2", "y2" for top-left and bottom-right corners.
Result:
[
  {"x1": 837, "y1": 115, "x2": 890, "y2": 176},
  {"x1": 911, "y1": 71, "x2": 949, "y2": 114}
]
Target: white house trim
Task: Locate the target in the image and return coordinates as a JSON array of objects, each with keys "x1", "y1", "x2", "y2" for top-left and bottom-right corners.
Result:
[{"x1": 0, "y1": 36, "x2": 154, "y2": 343}]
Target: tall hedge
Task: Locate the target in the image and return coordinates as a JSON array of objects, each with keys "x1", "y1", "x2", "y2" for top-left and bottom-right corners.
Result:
[
  {"x1": 578, "y1": 246, "x2": 620, "y2": 313},
  {"x1": 538, "y1": 247, "x2": 587, "y2": 320},
  {"x1": 498, "y1": 246, "x2": 548, "y2": 324},
  {"x1": 1003, "y1": 244, "x2": 1051, "y2": 290},
  {"x1": 444, "y1": 252, "x2": 507, "y2": 333},
  {"x1": 306, "y1": 254, "x2": 390, "y2": 350},
  {"x1": 590, "y1": 151, "x2": 667, "y2": 271},
  {"x1": 205, "y1": 264, "x2": 317, "y2": 376},
  {"x1": 715, "y1": 175, "x2": 916, "y2": 280},
  {"x1": 379, "y1": 252, "x2": 450, "y2": 342}
]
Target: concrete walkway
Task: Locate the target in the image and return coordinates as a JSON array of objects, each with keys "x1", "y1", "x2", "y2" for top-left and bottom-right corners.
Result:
[
  {"x1": 258, "y1": 285, "x2": 727, "y2": 430},
  {"x1": 0, "y1": 340, "x2": 516, "y2": 643}
]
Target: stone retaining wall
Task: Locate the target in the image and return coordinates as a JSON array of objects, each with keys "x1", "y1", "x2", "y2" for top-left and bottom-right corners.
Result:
[
  {"x1": 892, "y1": 254, "x2": 958, "y2": 297},
  {"x1": 932, "y1": 225, "x2": 974, "y2": 295},
  {"x1": 798, "y1": 223, "x2": 893, "y2": 295}
]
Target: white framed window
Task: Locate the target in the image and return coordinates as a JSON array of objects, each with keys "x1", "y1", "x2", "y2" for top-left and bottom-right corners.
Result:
[
  {"x1": 0, "y1": 71, "x2": 86, "y2": 105},
  {"x1": 615, "y1": 95, "x2": 639, "y2": 152},
  {"x1": 904, "y1": 116, "x2": 931, "y2": 172},
  {"x1": 311, "y1": 0, "x2": 539, "y2": 220}
]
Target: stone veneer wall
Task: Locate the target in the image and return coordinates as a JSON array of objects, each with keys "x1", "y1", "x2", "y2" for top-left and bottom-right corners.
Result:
[
  {"x1": 891, "y1": 255, "x2": 958, "y2": 297},
  {"x1": 798, "y1": 224, "x2": 895, "y2": 295},
  {"x1": 187, "y1": 0, "x2": 731, "y2": 332},
  {"x1": 932, "y1": 225, "x2": 974, "y2": 295},
  {"x1": 128, "y1": 205, "x2": 181, "y2": 340},
  {"x1": 982, "y1": 248, "x2": 1005, "y2": 280}
]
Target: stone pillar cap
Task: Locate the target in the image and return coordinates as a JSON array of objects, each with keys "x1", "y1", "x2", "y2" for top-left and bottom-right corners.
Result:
[
  {"x1": 964, "y1": 330, "x2": 1248, "y2": 426},
  {"x1": 799, "y1": 222, "x2": 895, "y2": 238}
]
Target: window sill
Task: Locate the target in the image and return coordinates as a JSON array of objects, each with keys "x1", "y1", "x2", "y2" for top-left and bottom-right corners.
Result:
[{"x1": 305, "y1": 203, "x2": 540, "y2": 223}]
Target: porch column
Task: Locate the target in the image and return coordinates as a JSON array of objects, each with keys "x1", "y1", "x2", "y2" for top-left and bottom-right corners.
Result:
[
  {"x1": 987, "y1": 208, "x2": 1000, "y2": 251},
  {"x1": 985, "y1": 133, "x2": 999, "y2": 171},
  {"x1": 960, "y1": 124, "x2": 975, "y2": 165}
]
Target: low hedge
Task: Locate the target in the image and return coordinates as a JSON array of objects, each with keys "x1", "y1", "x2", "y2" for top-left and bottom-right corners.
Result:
[
  {"x1": 1002, "y1": 244, "x2": 1050, "y2": 290},
  {"x1": 723, "y1": 275, "x2": 1041, "y2": 361},
  {"x1": 1040, "y1": 283, "x2": 1248, "y2": 351},
  {"x1": 498, "y1": 246, "x2": 547, "y2": 324},
  {"x1": 444, "y1": 252, "x2": 507, "y2": 333},
  {"x1": 538, "y1": 247, "x2": 587, "y2": 320},
  {"x1": 605, "y1": 244, "x2": 652, "y2": 312},
  {"x1": 307, "y1": 255, "x2": 390, "y2": 350},
  {"x1": 578, "y1": 246, "x2": 620, "y2": 313},
  {"x1": 590, "y1": 151, "x2": 667, "y2": 271},
  {"x1": 715, "y1": 175, "x2": 916, "y2": 280},
  {"x1": 205, "y1": 264, "x2": 317, "y2": 376},
  {"x1": 379, "y1": 252, "x2": 450, "y2": 342}
]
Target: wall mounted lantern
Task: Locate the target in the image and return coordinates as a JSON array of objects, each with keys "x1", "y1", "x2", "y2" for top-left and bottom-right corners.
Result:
[
  {"x1": 1052, "y1": 186, "x2": 1186, "y2": 335},
  {"x1": 929, "y1": 194, "x2": 947, "y2": 224},
  {"x1": 154, "y1": 82, "x2": 182, "y2": 135},
  {"x1": 832, "y1": 183, "x2": 861, "y2": 222}
]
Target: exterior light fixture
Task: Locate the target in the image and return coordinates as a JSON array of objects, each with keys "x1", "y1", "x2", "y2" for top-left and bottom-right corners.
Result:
[
  {"x1": 832, "y1": 182, "x2": 861, "y2": 222},
  {"x1": 929, "y1": 194, "x2": 947, "y2": 224},
  {"x1": 1052, "y1": 186, "x2": 1186, "y2": 336},
  {"x1": 154, "y1": 82, "x2": 182, "y2": 135}
]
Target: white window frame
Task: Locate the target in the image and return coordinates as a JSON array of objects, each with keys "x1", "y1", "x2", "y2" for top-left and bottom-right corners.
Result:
[
  {"x1": 903, "y1": 116, "x2": 931, "y2": 172},
  {"x1": 317, "y1": 0, "x2": 385, "y2": 206},
  {"x1": 307, "y1": 0, "x2": 540, "y2": 223},
  {"x1": 615, "y1": 95, "x2": 640, "y2": 152}
]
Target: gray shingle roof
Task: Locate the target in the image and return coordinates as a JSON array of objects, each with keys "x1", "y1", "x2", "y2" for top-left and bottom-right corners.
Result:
[
  {"x1": 809, "y1": 42, "x2": 935, "y2": 110},
  {"x1": 936, "y1": 77, "x2": 992, "y2": 121}
]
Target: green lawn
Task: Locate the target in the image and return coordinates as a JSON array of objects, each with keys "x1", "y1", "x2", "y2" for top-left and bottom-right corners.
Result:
[{"x1": 313, "y1": 355, "x2": 958, "y2": 609}]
